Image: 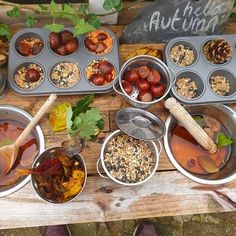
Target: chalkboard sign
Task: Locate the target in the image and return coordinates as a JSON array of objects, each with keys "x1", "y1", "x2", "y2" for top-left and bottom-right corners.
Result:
[{"x1": 120, "y1": 0, "x2": 234, "y2": 43}]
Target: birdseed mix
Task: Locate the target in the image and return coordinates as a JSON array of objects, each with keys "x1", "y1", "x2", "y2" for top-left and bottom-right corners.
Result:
[
  {"x1": 51, "y1": 62, "x2": 80, "y2": 88},
  {"x1": 14, "y1": 63, "x2": 44, "y2": 89},
  {"x1": 104, "y1": 134, "x2": 155, "y2": 184},
  {"x1": 170, "y1": 45, "x2": 195, "y2": 66},
  {"x1": 18, "y1": 37, "x2": 43, "y2": 56},
  {"x1": 210, "y1": 75, "x2": 230, "y2": 96},
  {"x1": 176, "y1": 77, "x2": 198, "y2": 99}
]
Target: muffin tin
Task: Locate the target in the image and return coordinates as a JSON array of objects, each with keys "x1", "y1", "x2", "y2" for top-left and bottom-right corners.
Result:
[
  {"x1": 8, "y1": 27, "x2": 119, "y2": 96},
  {"x1": 165, "y1": 34, "x2": 236, "y2": 104}
]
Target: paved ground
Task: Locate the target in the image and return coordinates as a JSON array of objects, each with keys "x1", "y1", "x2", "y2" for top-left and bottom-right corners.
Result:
[{"x1": 1, "y1": 212, "x2": 236, "y2": 236}]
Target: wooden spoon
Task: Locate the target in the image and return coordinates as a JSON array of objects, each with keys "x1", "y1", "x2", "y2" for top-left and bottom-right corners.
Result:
[
  {"x1": 165, "y1": 97, "x2": 217, "y2": 154},
  {"x1": 0, "y1": 94, "x2": 57, "y2": 174}
]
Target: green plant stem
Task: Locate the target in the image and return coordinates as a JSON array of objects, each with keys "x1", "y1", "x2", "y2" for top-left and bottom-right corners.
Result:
[{"x1": 97, "y1": 0, "x2": 144, "y2": 17}]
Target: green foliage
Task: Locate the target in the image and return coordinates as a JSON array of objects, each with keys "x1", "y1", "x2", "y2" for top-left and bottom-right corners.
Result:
[
  {"x1": 216, "y1": 132, "x2": 233, "y2": 149},
  {"x1": 103, "y1": 0, "x2": 122, "y2": 11},
  {"x1": 7, "y1": 6, "x2": 20, "y2": 17},
  {"x1": 66, "y1": 95, "x2": 104, "y2": 140},
  {"x1": 44, "y1": 23, "x2": 64, "y2": 32},
  {"x1": 25, "y1": 13, "x2": 38, "y2": 28},
  {"x1": 74, "y1": 19, "x2": 95, "y2": 35},
  {"x1": 0, "y1": 24, "x2": 10, "y2": 40}
]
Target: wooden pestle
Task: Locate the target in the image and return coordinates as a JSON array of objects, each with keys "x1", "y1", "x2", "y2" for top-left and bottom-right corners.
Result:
[{"x1": 165, "y1": 98, "x2": 217, "y2": 153}]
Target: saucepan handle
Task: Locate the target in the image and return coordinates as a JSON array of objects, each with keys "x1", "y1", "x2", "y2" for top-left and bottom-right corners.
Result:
[
  {"x1": 96, "y1": 157, "x2": 109, "y2": 179},
  {"x1": 155, "y1": 140, "x2": 162, "y2": 156},
  {"x1": 113, "y1": 76, "x2": 125, "y2": 97},
  {"x1": 169, "y1": 68, "x2": 176, "y2": 86}
]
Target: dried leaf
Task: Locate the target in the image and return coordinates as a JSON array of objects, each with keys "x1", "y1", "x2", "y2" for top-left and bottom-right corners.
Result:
[{"x1": 198, "y1": 155, "x2": 219, "y2": 173}]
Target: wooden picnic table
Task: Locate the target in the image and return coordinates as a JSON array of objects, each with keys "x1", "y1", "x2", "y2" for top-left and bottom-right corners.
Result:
[{"x1": 1, "y1": 1, "x2": 236, "y2": 230}]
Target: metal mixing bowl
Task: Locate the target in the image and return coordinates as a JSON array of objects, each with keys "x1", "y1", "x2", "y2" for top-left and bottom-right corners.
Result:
[
  {"x1": 0, "y1": 105, "x2": 45, "y2": 197},
  {"x1": 164, "y1": 104, "x2": 236, "y2": 185}
]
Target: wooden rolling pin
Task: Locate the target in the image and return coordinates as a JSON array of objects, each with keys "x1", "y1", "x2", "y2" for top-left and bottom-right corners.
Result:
[{"x1": 165, "y1": 98, "x2": 217, "y2": 153}]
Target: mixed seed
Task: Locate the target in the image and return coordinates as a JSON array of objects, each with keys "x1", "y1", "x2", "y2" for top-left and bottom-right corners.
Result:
[
  {"x1": 104, "y1": 134, "x2": 155, "y2": 184},
  {"x1": 210, "y1": 75, "x2": 230, "y2": 96},
  {"x1": 170, "y1": 44, "x2": 195, "y2": 66},
  {"x1": 176, "y1": 77, "x2": 198, "y2": 99},
  {"x1": 51, "y1": 62, "x2": 80, "y2": 88},
  {"x1": 14, "y1": 63, "x2": 44, "y2": 89}
]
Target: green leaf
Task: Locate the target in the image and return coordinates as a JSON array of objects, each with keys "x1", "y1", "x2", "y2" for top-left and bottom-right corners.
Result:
[
  {"x1": 103, "y1": 0, "x2": 122, "y2": 11},
  {"x1": 50, "y1": 0, "x2": 59, "y2": 15},
  {"x1": 97, "y1": 118, "x2": 105, "y2": 130},
  {"x1": 36, "y1": 4, "x2": 48, "y2": 13},
  {"x1": 44, "y1": 23, "x2": 64, "y2": 32},
  {"x1": 74, "y1": 116, "x2": 82, "y2": 127},
  {"x1": 87, "y1": 14, "x2": 100, "y2": 28},
  {"x1": 0, "y1": 24, "x2": 10, "y2": 40},
  {"x1": 73, "y1": 19, "x2": 95, "y2": 36},
  {"x1": 7, "y1": 7, "x2": 20, "y2": 18},
  {"x1": 62, "y1": 3, "x2": 76, "y2": 22},
  {"x1": 230, "y1": 12, "x2": 236, "y2": 18},
  {"x1": 77, "y1": 4, "x2": 88, "y2": 15},
  {"x1": 25, "y1": 14, "x2": 38, "y2": 28},
  {"x1": 216, "y1": 132, "x2": 233, "y2": 149}
]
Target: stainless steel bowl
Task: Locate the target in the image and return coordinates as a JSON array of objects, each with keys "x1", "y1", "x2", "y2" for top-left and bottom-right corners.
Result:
[
  {"x1": 0, "y1": 105, "x2": 45, "y2": 197},
  {"x1": 31, "y1": 146, "x2": 87, "y2": 204},
  {"x1": 164, "y1": 104, "x2": 236, "y2": 185},
  {"x1": 113, "y1": 55, "x2": 175, "y2": 109},
  {"x1": 97, "y1": 130, "x2": 161, "y2": 186}
]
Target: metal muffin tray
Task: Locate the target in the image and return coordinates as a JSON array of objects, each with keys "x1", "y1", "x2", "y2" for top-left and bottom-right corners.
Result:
[
  {"x1": 164, "y1": 34, "x2": 236, "y2": 105},
  {"x1": 8, "y1": 27, "x2": 119, "y2": 96}
]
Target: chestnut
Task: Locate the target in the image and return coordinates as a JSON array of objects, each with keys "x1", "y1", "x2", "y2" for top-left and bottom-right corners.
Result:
[
  {"x1": 151, "y1": 84, "x2": 165, "y2": 98},
  {"x1": 122, "y1": 80, "x2": 133, "y2": 95},
  {"x1": 49, "y1": 32, "x2": 61, "y2": 49},
  {"x1": 138, "y1": 66, "x2": 151, "y2": 79},
  {"x1": 65, "y1": 38, "x2": 78, "y2": 54},
  {"x1": 61, "y1": 30, "x2": 73, "y2": 44},
  {"x1": 90, "y1": 74, "x2": 105, "y2": 86},
  {"x1": 85, "y1": 39, "x2": 98, "y2": 52},
  {"x1": 95, "y1": 42, "x2": 107, "y2": 54},
  {"x1": 56, "y1": 45, "x2": 67, "y2": 55},
  {"x1": 97, "y1": 32, "x2": 107, "y2": 41},
  {"x1": 26, "y1": 68, "x2": 41, "y2": 82},
  {"x1": 124, "y1": 69, "x2": 139, "y2": 84},
  {"x1": 18, "y1": 41, "x2": 31, "y2": 56},
  {"x1": 147, "y1": 69, "x2": 161, "y2": 85},
  {"x1": 99, "y1": 61, "x2": 114, "y2": 74},
  {"x1": 137, "y1": 91, "x2": 153, "y2": 102},
  {"x1": 32, "y1": 41, "x2": 43, "y2": 55},
  {"x1": 136, "y1": 79, "x2": 150, "y2": 91},
  {"x1": 105, "y1": 73, "x2": 113, "y2": 82}
]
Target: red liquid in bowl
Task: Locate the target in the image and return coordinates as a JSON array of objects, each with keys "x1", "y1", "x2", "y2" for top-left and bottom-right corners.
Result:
[{"x1": 0, "y1": 121, "x2": 37, "y2": 186}]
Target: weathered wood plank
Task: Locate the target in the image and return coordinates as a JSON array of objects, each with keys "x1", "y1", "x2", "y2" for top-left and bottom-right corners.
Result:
[{"x1": 1, "y1": 171, "x2": 236, "y2": 229}]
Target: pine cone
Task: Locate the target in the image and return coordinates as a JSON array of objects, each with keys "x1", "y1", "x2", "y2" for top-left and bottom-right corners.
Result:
[{"x1": 203, "y1": 39, "x2": 232, "y2": 64}]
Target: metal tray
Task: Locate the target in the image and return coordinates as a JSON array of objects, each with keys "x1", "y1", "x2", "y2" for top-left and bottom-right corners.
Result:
[
  {"x1": 164, "y1": 34, "x2": 236, "y2": 105},
  {"x1": 8, "y1": 27, "x2": 119, "y2": 96}
]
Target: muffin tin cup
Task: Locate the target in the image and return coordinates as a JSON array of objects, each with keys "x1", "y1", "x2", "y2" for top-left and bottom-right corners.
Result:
[
  {"x1": 165, "y1": 34, "x2": 236, "y2": 105},
  {"x1": 8, "y1": 27, "x2": 119, "y2": 96}
]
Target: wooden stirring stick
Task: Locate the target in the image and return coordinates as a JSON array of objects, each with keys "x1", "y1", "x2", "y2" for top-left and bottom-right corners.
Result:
[
  {"x1": 165, "y1": 98, "x2": 217, "y2": 154},
  {"x1": 0, "y1": 94, "x2": 57, "y2": 174}
]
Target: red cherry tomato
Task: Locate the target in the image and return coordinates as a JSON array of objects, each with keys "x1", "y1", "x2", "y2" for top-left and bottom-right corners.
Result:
[
  {"x1": 136, "y1": 79, "x2": 150, "y2": 91},
  {"x1": 147, "y1": 69, "x2": 161, "y2": 85},
  {"x1": 124, "y1": 69, "x2": 139, "y2": 83},
  {"x1": 122, "y1": 81, "x2": 133, "y2": 95},
  {"x1": 138, "y1": 66, "x2": 151, "y2": 79},
  {"x1": 137, "y1": 91, "x2": 153, "y2": 102},
  {"x1": 151, "y1": 84, "x2": 166, "y2": 98}
]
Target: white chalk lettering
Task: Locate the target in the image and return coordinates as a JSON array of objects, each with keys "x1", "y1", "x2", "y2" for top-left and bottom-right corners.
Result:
[{"x1": 147, "y1": 0, "x2": 228, "y2": 33}]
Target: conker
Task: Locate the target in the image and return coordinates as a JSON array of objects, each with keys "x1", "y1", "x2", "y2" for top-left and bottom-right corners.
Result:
[
  {"x1": 85, "y1": 39, "x2": 98, "y2": 52},
  {"x1": 105, "y1": 73, "x2": 113, "y2": 82},
  {"x1": 56, "y1": 45, "x2": 67, "y2": 55},
  {"x1": 61, "y1": 30, "x2": 73, "y2": 44},
  {"x1": 26, "y1": 68, "x2": 40, "y2": 82},
  {"x1": 91, "y1": 74, "x2": 105, "y2": 86},
  {"x1": 136, "y1": 79, "x2": 150, "y2": 91},
  {"x1": 151, "y1": 84, "x2": 165, "y2": 98},
  {"x1": 49, "y1": 32, "x2": 62, "y2": 49},
  {"x1": 124, "y1": 69, "x2": 139, "y2": 83},
  {"x1": 96, "y1": 42, "x2": 107, "y2": 54},
  {"x1": 65, "y1": 38, "x2": 78, "y2": 54},
  {"x1": 32, "y1": 41, "x2": 43, "y2": 55},
  {"x1": 122, "y1": 81, "x2": 133, "y2": 95},
  {"x1": 137, "y1": 91, "x2": 153, "y2": 102},
  {"x1": 138, "y1": 66, "x2": 151, "y2": 79},
  {"x1": 97, "y1": 32, "x2": 107, "y2": 41},
  {"x1": 147, "y1": 69, "x2": 161, "y2": 85},
  {"x1": 99, "y1": 60, "x2": 114, "y2": 74},
  {"x1": 18, "y1": 41, "x2": 31, "y2": 56}
]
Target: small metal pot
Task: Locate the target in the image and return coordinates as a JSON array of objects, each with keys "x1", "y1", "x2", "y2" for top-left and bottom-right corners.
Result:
[
  {"x1": 31, "y1": 146, "x2": 87, "y2": 204},
  {"x1": 164, "y1": 104, "x2": 236, "y2": 185},
  {"x1": 97, "y1": 107, "x2": 165, "y2": 186},
  {"x1": 113, "y1": 55, "x2": 175, "y2": 109},
  {"x1": 97, "y1": 130, "x2": 161, "y2": 186},
  {"x1": 0, "y1": 105, "x2": 45, "y2": 197}
]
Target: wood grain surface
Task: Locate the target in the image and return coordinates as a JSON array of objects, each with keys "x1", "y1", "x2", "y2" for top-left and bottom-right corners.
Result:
[{"x1": 0, "y1": 2, "x2": 236, "y2": 229}]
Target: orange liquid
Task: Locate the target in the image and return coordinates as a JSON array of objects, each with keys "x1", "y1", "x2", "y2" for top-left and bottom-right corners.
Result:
[
  {"x1": 170, "y1": 123, "x2": 229, "y2": 175},
  {"x1": 0, "y1": 121, "x2": 37, "y2": 186}
]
